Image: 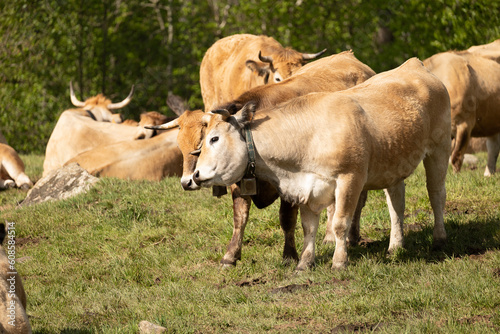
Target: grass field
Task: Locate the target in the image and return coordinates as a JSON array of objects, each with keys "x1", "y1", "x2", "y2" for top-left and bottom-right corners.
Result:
[{"x1": 1, "y1": 154, "x2": 499, "y2": 333}]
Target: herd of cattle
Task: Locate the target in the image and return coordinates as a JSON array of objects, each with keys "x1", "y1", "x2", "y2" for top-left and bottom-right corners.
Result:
[{"x1": 1, "y1": 33, "x2": 500, "y2": 332}]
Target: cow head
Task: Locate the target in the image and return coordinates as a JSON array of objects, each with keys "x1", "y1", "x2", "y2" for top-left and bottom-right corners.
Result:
[
  {"x1": 193, "y1": 103, "x2": 256, "y2": 188},
  {"x1": 245, "y1": 48, "x2": 326, "y2": 84},
  {"x1": 134, "y1": 111, "x2": 169, "y2": 139},
  {"x1": 146, "y1": 109, "x2": 206, "y2": 190},
  {"x1": 69, "y1": 81, "x2": 134, "y2": 123}
]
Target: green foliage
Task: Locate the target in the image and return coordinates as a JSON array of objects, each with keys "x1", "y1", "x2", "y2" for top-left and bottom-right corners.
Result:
[{"x1": 1, "y1": 0, "x2": 499, "y2": 153}]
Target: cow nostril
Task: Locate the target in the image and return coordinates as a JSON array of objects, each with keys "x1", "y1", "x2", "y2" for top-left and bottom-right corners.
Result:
[{"x1": 193, "y1": 170, "x2": 201, "y2": 184}]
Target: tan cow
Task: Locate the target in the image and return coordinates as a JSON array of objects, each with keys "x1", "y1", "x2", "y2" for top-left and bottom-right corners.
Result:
[
  {"x1": 149, "y1": 51, "x2": 375, "y2": 266},
  {"x1": 0, "y1": 223, "x2": 32, "y2": 333},
  {"x1": 0, "y1": 144, "x2": 32, "y2": 190},
  {"x1": 200, "y1": 34, "x2": 326, "y2": 112},
  {"x1": 65, "y1": 129, "x2": 182, "y2": 180},
  {"x1": 193, "y1": 58, "x2": 451, "y2": 270},
  {"x1": 424, "y1": 39, "x2": 500, "y2": 176},
  {"x1": 43, "y1": 84, "x2": 142, "y2": 176}
]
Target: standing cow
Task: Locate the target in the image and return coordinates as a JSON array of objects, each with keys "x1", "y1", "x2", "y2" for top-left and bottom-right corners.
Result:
[
  {"x1": 424, "y1": 39, "x2": 500, "y2": 176},
  {"x1": 192, "y1": 58, "x2": 450, "y2": 270},
  {"x1": 200, "y1": 34, "x2": 326, "y2": 112},
  {"x1": 149, "y1": 52, "x2": 376, "y2": 267}
]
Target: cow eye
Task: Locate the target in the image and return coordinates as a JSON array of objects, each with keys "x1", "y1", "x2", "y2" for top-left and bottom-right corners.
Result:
[{"x1": 210, "y1": 136, "x2": 219, "y2": 143}]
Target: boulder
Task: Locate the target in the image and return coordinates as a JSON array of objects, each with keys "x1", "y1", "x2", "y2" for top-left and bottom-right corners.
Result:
[{"x1": 21, "y1": 163, "x2": 99, "y2": 207}]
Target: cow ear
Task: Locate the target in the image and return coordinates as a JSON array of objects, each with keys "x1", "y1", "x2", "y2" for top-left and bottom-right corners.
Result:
[
  {"x1": 245, "y1": 60, "x2": 270, "y2": 78},
  {"x1": 235, "y1": 101, "x2": 256, "y2": 127}
]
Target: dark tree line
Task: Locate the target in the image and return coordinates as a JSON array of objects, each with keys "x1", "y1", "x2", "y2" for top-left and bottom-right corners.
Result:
[{"x1": 0, "y1": 0, "x2": 499, "y2": 153}]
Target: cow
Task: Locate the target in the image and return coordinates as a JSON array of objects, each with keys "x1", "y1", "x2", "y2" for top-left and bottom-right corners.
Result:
[
  {"x1": 192, "y1": 58, "x2": 451, "y2": 270},
  {"x1": 424, "y1": 39, "x2": 500, "y2": 176},
  {"x1": 65, "y1": 129, "x2": 182, "y2": 181},
  {"x1": 199, "y1": 34, "x2": 326, "y2": 112},
  {"x1": 43, "y1": 83, "x2": 145, "y2": 176},
  {"x1": 0, "y1": 143, "x2": 32, "y2": 190},
  {"x1": 0, "y1": 223, "x2": 32, "y2": 334},
  {"x1": 148, "y1": 51, "x2": 376, "y2": 267}
]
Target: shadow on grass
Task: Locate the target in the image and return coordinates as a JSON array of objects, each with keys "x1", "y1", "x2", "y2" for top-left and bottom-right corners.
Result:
[{"x1": 316, "y1": 217, "x2": 500, "y2": 265}]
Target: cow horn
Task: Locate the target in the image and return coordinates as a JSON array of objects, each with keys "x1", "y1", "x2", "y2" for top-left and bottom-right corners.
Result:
[
  {"x1": 144, "y1": 118, "x2": 179, "y2": 130},
  {"x1": 302, "y1": 48, "x2": 327, "y2": 60},
  {"x1": 258, "y1": 51, "x2": 273, "y2": 64},
  {"x1": 107, "y1": 85, "x2": 135, "y2": 110},
  {"x1": 69, "y1": 81, "x2": 86, "y2": 107}
]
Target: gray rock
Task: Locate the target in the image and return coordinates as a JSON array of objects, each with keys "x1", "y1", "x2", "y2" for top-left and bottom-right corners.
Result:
[
  {"x1": 21, "y1": 163, "x2": 99, "y2": 207},
  {"x1": 138, "y1": 321, "x2": 167, "y2": 334}
]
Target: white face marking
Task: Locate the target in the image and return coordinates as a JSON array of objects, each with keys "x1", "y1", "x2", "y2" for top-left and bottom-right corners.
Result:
[
  {"x1": 273, "y1": 71, "x2": 283, "y2": 83},
  {"x1": 194, "y1": 121, "x2": 248, "y2": 187}
]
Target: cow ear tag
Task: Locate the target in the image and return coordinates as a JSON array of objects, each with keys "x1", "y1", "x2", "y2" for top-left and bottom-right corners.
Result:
[
  {"x1": 212, "y1": 186, "x2": 227, "y2": 198},
  {"x1": 240, "y1": 177, "x2": 257, "y2": 196}
]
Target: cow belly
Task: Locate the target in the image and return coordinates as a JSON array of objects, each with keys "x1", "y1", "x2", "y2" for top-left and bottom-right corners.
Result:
[{"x1": 277, "y1": 172, "x2": 335, "y2": 213}]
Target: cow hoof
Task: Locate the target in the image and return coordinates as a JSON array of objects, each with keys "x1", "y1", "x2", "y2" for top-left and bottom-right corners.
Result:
[
  {"x1": 20, "y1": 184, "x2": 31, "y2": 191},
  {"x1": 331, "y1": 261, "x2": 348, "y2": 271},
  {"x1": 3, "y1": 181, "x2": 15, "y2": 189},
  {"x1": 431, "y1": 238, "x2": 447, "y2": 251},
  {"x1": 282, "y1": 249, "x2": 299, "y2": 262},
  {"x1": 219, "y1": 258, "x2": 237, "y2": 269}
]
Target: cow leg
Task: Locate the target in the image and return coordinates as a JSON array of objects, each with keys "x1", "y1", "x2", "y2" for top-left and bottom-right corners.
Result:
[
  {"x1": 220, "y1": 184, "x2": 252, "y2": 267},
  {"x1": 279, "y1": 199, "x2": 299, "y2": 262},
  {"x1": 331, "y1": 174, "x2": 365, "y2": 270},
  {"x1": 451, "y1": 122, "x2": 471, "y2": 173},
  {"x1": 384, "y1": 181, "x2": 405, "y2": 254},
  {"x1": 323, "y1": 203, "x2": 336, "y2": 244},
  {"x1": 423, "y1": 151, "x2": 448, "y2": 249},
  {"x1": 296, "y1": 205, "x2": 320, "y2": 271},
  {"x1": 323, "y1": 190, "x2": 365, "y2": 245},
  {"x1": 485, "y1": 134, "x2": 500, "y2": 176}
]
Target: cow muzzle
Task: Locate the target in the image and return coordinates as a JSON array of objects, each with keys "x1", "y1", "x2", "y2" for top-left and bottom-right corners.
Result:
[{"x1": 181, "y1": 175, "x2": 200, "y2": 190}]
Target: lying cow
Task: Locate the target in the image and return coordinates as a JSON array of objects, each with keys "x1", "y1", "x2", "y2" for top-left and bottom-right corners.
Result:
[
  {"x1": 0, "y1": 144, "x2": 32, "y2": 190},
  {"x1": 192, "y1": 58, "x2": 451, "y2": 270},
  {"x1": 66, "y1": 129, "x2": 182, "y2": 181},
  {"x1": 149, "y1": 51, "x2": 376, "y2": 266},
  {"x1": 424, "y1": 39, "x2": 500, "y2": 176},
  {"x1": 43, "y1": 83, "x2": 156, "y2": 176},
  {"x1": 0, "y1": 223, "x2": 32, "y2": 333},
  {"x1": 200, "y1": 34, "x2": 326, "y2": 112}
]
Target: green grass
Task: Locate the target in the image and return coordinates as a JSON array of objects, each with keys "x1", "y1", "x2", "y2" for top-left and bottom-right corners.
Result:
[{"x1": 1, "y1": 154, "x2": 499, "y2": 333}]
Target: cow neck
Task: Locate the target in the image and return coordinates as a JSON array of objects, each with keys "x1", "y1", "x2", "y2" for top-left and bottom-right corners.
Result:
[{"x1": 243, "y1": 125, "x2": 256, "y2": 177}]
